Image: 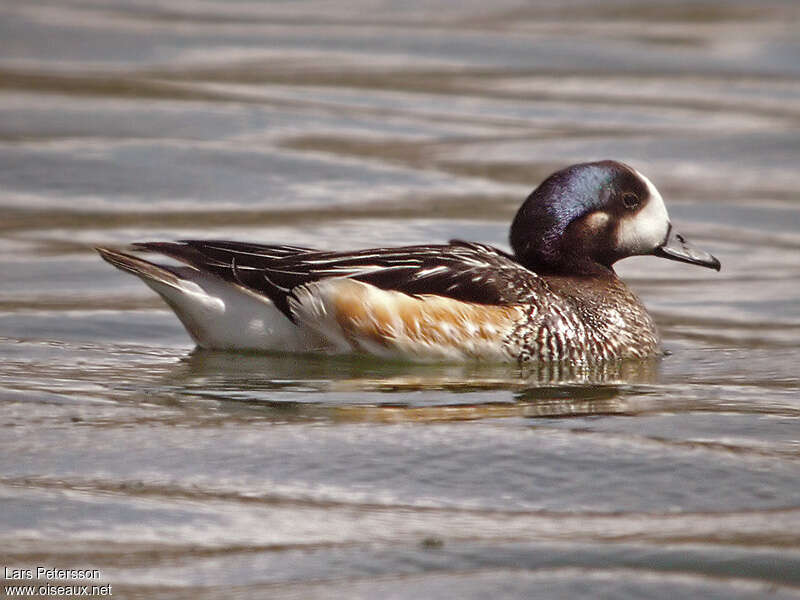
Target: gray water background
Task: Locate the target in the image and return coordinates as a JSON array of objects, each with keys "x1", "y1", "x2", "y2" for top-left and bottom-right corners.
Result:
[{"x1": 1, "y1": 1, "x2": 800, "y2": 598}]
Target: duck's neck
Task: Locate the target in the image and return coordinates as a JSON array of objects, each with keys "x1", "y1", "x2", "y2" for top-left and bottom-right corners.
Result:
[
  {"x1": 517, "y1": 253, "x2": 616, "y2": 278},
  {"x1": 540, "y1": 269, "x2": 623, "y2": 297}
]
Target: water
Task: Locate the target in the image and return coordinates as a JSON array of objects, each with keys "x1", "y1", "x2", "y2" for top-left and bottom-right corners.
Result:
[{"x1": 2, "y1": 1, "x2": 800, "y2": 598}]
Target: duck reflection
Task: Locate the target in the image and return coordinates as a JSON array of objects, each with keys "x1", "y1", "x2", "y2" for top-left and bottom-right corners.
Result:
[{"x1": 160, "y1": 350, "x2": 661, "y2": 421}]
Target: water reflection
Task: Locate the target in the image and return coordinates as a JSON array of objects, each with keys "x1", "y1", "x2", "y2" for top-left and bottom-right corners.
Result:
[
  {"x1": 177, "y1": 349, "x2": 660, "y2": 386},
  {"x1": 153, "y1": 349, "x2": 662, "y2": 421}
]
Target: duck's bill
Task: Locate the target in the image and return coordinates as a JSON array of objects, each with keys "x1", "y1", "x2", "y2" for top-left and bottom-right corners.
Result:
[{"x1": 653, "y1": 225, "x2": 721, "y2": 271}]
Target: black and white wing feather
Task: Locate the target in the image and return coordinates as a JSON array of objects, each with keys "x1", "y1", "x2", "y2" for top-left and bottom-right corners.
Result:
[{"x1": 135, "y1": 239, "x2": 542, "y2": 320}]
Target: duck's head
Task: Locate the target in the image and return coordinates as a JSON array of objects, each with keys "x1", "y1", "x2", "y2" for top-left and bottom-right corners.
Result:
[{"x1": 510, "y1": 160, "x2": 720, "y2": 275}]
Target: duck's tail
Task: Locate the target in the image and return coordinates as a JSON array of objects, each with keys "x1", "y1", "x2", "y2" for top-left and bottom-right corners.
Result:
[
  {"x1": 96, "y1": 246, "x2": 185, "y2": 289},
  {"x1": 95, "y1": 246, "x2": 318, "y2": 352}
]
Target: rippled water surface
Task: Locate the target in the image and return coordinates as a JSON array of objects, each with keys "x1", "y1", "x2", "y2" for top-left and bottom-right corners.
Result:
[{"x1": 2, "y1": 1, "x2": 800, "y2": 598}]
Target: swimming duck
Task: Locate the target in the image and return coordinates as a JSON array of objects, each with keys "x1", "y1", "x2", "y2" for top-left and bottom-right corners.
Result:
[{"x1": 97, "y1": 160, "x2": 719, "y2": 363}]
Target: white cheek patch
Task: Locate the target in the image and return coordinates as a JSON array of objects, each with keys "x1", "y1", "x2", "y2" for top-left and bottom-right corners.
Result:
[
  {"x1": 584, "y1": 210, "x2": 611, "y2": 232},
  {"x1": 615, "y1": 169, "x2": 671, "y2": 255}
]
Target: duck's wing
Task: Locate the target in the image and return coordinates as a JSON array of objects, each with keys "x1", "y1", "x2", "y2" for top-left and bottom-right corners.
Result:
[{"x1": 135, "y1": 239, "x2": 542, "y2": 321}]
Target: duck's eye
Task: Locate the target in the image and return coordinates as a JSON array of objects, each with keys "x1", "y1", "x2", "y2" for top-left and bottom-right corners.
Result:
[{"x1": 622, "y1": 192, "x2": 640, "y2": 210}]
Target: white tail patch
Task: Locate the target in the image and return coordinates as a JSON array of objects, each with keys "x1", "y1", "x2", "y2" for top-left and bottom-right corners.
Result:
[
  {"x1": 97, "y1": 247, "x2": 324, "y2": 352},
  {"x1": 290, "y1": 279, "x2": 522, "y2": 361},
  {"x1": 145, "y1": 272, "x2": 327, "y2": 351}
]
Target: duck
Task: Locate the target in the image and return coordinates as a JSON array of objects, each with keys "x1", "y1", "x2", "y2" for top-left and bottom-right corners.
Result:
[{"x1": 96, "y1": 160, "x2": 720, "y2": 363}]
